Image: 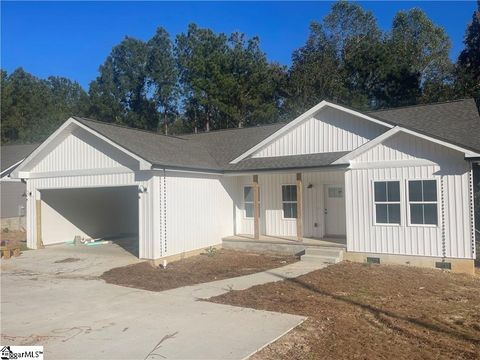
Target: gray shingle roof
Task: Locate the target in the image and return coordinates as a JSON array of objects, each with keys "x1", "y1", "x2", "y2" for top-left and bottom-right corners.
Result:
[
  {"x1": 225, "y1": 151, "x2": 349, "y2": 172},
  {"x1": 1, "y1": 143, "x2": 39, "y2": 174},
  {"x1": 73, "y1": 99, "x2": 479, "y2": 173},
  {"x1": 369, "y1": 99, "x2": 480, "y2": 153}
]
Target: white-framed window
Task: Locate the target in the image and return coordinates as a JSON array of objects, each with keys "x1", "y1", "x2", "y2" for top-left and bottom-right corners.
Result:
[
  {"x1": 244, "y1": 186, "x2": 260, "y2": 218},
  {"x1": 282, "y1": 184, "x2": 297, "y2": 219},
  {"x1": 373, "y1": 181, "x2": 400, "y2": 225},
  {"x1": 408, "y1": 180, "x2": 438, "y2": 226}
]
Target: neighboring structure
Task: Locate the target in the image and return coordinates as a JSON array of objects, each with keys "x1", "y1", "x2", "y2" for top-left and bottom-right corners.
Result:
[
  {"x1": 10, "y1": 99, "x2": 480, "y2": 273},
  {"x1": 1, "y1": 143, "x2": 38, "y2": 230}
]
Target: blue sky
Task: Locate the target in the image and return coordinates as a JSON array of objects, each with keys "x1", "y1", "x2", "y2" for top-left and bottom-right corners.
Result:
[{"x1": 1, "y1": 1, "x2": 476, "y2": 89}]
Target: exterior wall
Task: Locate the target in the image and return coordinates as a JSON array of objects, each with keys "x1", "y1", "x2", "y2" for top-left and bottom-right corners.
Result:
[
  {"x1": 29, "y1": 128, "x2": 137, "y2": 173},
  {"x1": 1, "y1": 181, "x2": 27, "y2": 230},
  {"x1": 253, "y1": 107, "x2": 385, "y2": 158},
  {"x1": 162, "y1": 172, "x2": 235, "y2": 258},
  {"x1": 345, "y1": 132, "x2": 475, "y2": 260},
  {"x1": 234, "y1": 171, "x2": 344, "y2": 238},
  {"x1": 25, "y1": 173, "x2": 160, "y2": 259}
]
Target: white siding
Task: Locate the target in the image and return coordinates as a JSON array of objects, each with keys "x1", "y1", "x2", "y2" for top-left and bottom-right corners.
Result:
[
  {"x1": 345, "y1": 133, "x2": 474, "y2": 259},
  {"x1": 162, "y1": 173, "x2": 234, "y2": 257},
  {"x1": 253, "y1": 107, "x2": 385, "y2": 158},
  {"x1": 235, "y1": 171, "x2": 344, "y2": 238},
  {"x1": 30, "y1": 128, "x2": 137, "y2": 173}
]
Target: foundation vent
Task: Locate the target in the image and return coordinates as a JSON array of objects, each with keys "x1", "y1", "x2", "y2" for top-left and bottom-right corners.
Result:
[
  {"x1": 435, "y1": 262, "x2": 451, "y2": 270},
  {"x1": 366, "y1": 257, "x2": 380, "y2": 264}
]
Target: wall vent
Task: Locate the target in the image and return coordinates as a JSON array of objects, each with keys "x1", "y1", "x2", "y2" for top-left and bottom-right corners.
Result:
[
  {"x1": 435, "y1": 261, "x2": 451, "y2": 270},
  {"x1": 366, "y1": 257, "x2": 380, "y2": 264}
]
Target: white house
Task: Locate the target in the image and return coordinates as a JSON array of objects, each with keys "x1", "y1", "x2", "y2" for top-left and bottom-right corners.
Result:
[{"x1": 11, "y1": 99, "x2": 480, "y2": 274}]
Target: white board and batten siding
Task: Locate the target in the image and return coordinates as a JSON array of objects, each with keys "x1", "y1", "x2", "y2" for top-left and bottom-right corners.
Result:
[
  {"x1": 345, "y1": 132, "x2": 474, "y2": 259},
  {"x1": 162, "y1": 173, "x2": 235, "y2": 257},
  {"x1": 252, "y1": 107, "x2": 386, "y2": 158},
  {"x1": 235, "y1": 171, "x2": 345, "y2": 238}
]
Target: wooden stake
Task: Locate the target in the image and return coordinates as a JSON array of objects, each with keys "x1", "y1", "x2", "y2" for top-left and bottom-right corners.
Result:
[{"x1": 36, "y1": 199, "x2": 44, "y2": 249}]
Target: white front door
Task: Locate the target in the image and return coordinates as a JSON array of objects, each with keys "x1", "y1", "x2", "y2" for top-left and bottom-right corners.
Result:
[{"x1": 324, "y1": 185, "x2": 346, "y2": 236}]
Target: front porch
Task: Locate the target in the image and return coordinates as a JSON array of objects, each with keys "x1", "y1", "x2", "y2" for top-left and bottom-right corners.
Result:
[
  {"x1": 232, "y1": 169, "x2": 348, "y2": 250},
  {"x1": 222, "y1": 234, "x2": 346, "y2": 256}
]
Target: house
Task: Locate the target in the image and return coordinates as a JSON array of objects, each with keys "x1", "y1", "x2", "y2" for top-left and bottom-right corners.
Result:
[
  {"x1": 1, "y1": 143, "x2": 39, "y2": 231},
  {"x1": 10, "y1": 99, "x2": 480, "y2": 274}
]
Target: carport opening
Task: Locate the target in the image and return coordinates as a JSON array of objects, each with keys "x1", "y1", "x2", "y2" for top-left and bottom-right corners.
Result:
[{"x1": 40, "y1": 186, "x2": 139, "y2": 256}]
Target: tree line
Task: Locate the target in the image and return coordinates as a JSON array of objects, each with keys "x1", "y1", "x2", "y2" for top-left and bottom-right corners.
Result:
[{"x1": 1, "y1": 1, "x2": 479, "y2": 144}]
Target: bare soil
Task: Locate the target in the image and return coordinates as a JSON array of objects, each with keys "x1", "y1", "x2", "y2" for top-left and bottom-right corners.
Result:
[
  {"x1": 210, "y1": 262, "x2": 480, "y2": 360},
  {"x1": 101, "y1": 249, "x2": 298, "y2": 292},
  {"x1": 0, "y1": 230, "x2": 28, "y2": 250}
]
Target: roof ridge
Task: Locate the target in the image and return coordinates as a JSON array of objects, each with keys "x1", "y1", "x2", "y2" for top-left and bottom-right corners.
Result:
[
  {"x1": 73, "y1": 116, "x2": 188, "y2": 141},
  {"x1": 182, "y1": 121, "x2": 287, "y2": 136},
  {"x1": 370, "y1": 98, "x2": 475, "y2": 113}
]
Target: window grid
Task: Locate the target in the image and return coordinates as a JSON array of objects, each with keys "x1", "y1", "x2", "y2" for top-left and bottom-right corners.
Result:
[
  {"x1": 282, "y1": 184, "x2": 297, "y2": 219},
  {"x1": 244, "y1": 186, "x2": 260, "y2": 219},
  {"x1": 408, "y1": 180, "x2": 438, "y2": 226},
  {"x1": 374, "y1": 181, "x2": 401, "y2": 225}
]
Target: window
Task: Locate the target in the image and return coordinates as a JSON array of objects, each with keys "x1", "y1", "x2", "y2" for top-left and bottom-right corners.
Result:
[
  {"x1": 374, "y1": 181, "x2": 400, "y2": 225},
  {"x1": 328, "y1": 187, "x2": 343, "y2": 198},
  {"x1": 244, "y1": 186, "x2": 260, "y2": 218},
  {"x1": 408, "y1": 180, "x2": 438, "y2": 225},
  {"x1": 282, "y1": 185, "x2": 297, "y2": 219}
]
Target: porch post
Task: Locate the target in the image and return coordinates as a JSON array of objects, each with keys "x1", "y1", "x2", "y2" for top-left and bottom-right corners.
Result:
[
  {"x1": 296, "y1": 172, "x2": 303, "y2": 242},
  {"x1": 253, "y1": 175, "x2": 260, "y2": 240},
  {"x1": 35, "y1": 196, "x2": 44, "y2": 249}
]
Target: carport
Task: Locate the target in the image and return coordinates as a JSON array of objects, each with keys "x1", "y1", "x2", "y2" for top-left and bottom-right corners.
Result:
[{"x1": 39, "y1": 186, "x2": 139, "y2": 256}]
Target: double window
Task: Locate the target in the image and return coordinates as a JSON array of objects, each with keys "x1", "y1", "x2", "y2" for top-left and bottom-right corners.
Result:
[
  {"x1": 408, "y1": 180, "x2": 438, "y2": 225},
  {"x1": 373, "y1": 179, "x2": 438, "y2": 226},
  {"x1": 374, "y1": 181, "x2": 400, "y2": 225},
  {"x1": 244, "y1": 186, "x2": 260, "y2": 218},
  {"x1": 282, "y1": 185, "x2": 297, "y2": 219}
]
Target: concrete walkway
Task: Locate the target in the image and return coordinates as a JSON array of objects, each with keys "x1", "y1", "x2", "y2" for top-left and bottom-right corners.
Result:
[{"x1": 1, "y1": 244, "x2": 328, "y2": 360}]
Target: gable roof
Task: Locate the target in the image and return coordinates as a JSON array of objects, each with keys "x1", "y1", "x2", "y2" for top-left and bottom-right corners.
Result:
[
  {"x1": 12, "y1": 99, "x2": 480, "y2": 176},
  {"x1": 1, "y1": 143, "x2": 39, "y2": 176},
  {"x1": 369, "y1": 99, "x2": 480, "y2": 154}
]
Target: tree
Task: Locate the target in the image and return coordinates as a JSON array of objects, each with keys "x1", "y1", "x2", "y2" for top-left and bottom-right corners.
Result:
[
  {"x1": 176, "y1": 24, "x2": 284, "y2": 131},
  {"x1": 1, "y1": 68, "x2": 89, "y2": 144},
  {"x1": 285, "y1": 22, "x2": 344, "y2": 115},
  {"x1": 457, "y1": 0, "x2": 480, "y2": 105},
  {"x1": 88, "y1": 36, "x2": 157, "y2": 130},
  {"x1": 146, "y1": 27, "x2": 178, "y2": 134},
  {"x1": 388, "y1": 8, "x2": 454, "y2": 104}
]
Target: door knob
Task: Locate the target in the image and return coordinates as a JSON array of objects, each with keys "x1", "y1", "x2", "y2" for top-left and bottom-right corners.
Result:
[{"x1": 324, "y1": 208, "x2": 328, "y2": 215}]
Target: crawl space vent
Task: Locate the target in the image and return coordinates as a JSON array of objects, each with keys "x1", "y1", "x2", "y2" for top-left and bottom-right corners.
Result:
[
  {"x1": 435, "y1": 262, "x2": 451, "y2": 270},
  {"x1": 366, "y1": 257, "x2": 380, "y2": 264}
]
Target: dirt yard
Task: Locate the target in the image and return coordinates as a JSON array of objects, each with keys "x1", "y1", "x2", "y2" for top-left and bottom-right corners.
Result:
[
  {"x1": 0, "y1": 230, "x2": 27, "y2": 251},
  {"x1": 101, "y1": 249, "x2": 298, "y2": 292},
  {"x1": 210, "y1": 262, "x2": 480, "y2": 360}
]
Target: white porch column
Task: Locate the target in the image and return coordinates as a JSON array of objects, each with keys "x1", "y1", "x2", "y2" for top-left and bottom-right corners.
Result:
[
  {"x1": 296, "y1": 172, "x2": 303, "y2": 242},
  {"x1": 253, "y1": 174, "x2": 260, "y2": 240}
]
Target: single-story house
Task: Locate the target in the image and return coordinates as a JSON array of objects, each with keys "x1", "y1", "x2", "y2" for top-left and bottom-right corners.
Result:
[
  {"x1": 10, "y1": 99, "x2": 480, "y2": 273},
  {"x1": 1, "y1": 143, "x2": 39, "y2": 230}
]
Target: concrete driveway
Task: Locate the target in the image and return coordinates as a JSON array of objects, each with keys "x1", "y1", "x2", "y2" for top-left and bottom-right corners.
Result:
[{"x1": 1, "y1": 244, "x2": 305, "y2": 360}]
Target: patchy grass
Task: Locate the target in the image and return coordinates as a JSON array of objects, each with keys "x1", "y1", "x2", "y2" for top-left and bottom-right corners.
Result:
[
  {"x1": 210, "y1": 262, "x2": 480, "y2": 360},
  {"x1": 101, "y1": 249, "x2": 298, "y2": 292}
]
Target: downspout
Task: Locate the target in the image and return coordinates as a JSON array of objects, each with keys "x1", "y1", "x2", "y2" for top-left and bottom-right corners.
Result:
[{"x1": 163, "y1": 168, "x2": 168, "y2": 257}]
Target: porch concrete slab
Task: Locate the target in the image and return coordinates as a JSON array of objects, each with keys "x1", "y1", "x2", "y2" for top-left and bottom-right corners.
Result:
[{"x1": 1, "y1": 245, "x2": 307, "y2": 360}]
